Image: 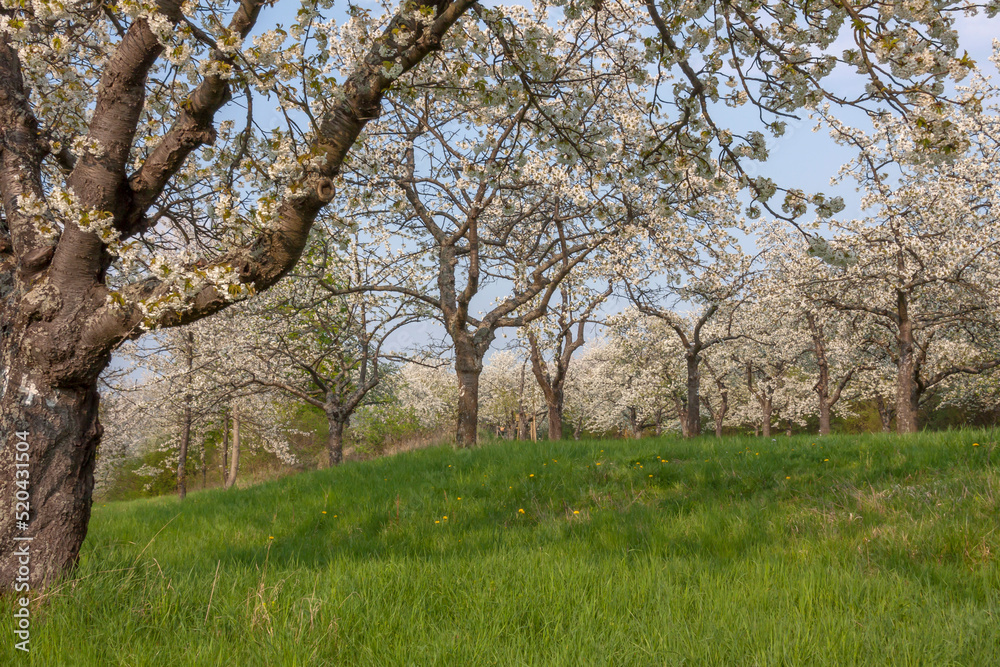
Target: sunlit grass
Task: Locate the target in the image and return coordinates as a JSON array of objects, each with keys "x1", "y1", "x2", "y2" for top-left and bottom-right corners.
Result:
[{"x1": 3, "y1": 429, "x2": 1000, "y2": 665}]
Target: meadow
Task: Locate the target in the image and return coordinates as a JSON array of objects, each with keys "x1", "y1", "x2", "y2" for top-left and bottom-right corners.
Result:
[{"x1": 3, "y1": 430, "x2": 999, "y2": 665}]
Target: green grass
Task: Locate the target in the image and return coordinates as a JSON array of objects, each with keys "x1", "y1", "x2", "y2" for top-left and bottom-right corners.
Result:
[{"x1": 4, "y1": 430, "x2": 1000, "y2": 665}]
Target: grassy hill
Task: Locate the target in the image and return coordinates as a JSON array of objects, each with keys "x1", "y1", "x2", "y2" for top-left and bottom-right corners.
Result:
[{"x1": 4, "y1": 430, "x2": 1000, "y2": 665}]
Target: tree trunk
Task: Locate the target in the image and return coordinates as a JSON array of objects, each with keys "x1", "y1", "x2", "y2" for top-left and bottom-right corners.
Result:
[
  {"x1": 761, "y1": 398, "x2": 772, "y2": 438},
  {"x1": 809, "y1": 314, "x2": 832, "y2": 436},
  {"x1": 546, "y1": 402, "x2": 563, "y2": 441},
  {"x1": 546, "y1": 390, "x2": 564, "y2": 441},
  {"x1": 177, "y1": 404, "x2": 191, "y2": 500},
  {"x1": 516, "y1": 405, "x2": 529, "y2": 440},
  {"x1": 200, "y1": 438, "x2": 207, "y2": 490},
  {"x1": 0, "y1": 374, "x2": 101, "y2": 591},
  {"x1": 221, "y1": 409, "x2": 229, "y2": 480},
  {"x1": 224, "y1": 411, "x2": 240, "y2": 489},
  {"x1": 815, "y1": 354, "x2": 832, "y2": 435},
  {"x1": 875, "y1": 395, "x2": 893, "y2": 433},
  {"x1": 895, "y1": 371, "x2": 919, "y2": 433},
  {"x1": 786, "y1": 420, "x2": 793, "y2": 437},
  {"x1": 706, "y1": 375, "x2": 728, "y2": 438},
  {"x1": 628, "y1": 407, "x2": 642, "y2": 439},
  {"x1": 714, "y1": 392, "x2": 728, "y2": 437},
  {"x1": 674, "y1": 396, "x2": 690, "y2": 438},
  {"x1": 455, "y1": 368, "x2": 480, "y2": 447},
  {"x1": 685, "y1": 353, "x2": 701, "y2": 437},
  {"x1": 177, "y1": 330, "x2": 194, "y2": 499},
  {"x1": 818, "y1": 401, "x2": 832, "y2": 436},
  {"x1": 326, "y1": 415, "x2": 346, "y2": 467},
  {"x1": 895, "y1": 293, "x2": 919, "y2": 433}
]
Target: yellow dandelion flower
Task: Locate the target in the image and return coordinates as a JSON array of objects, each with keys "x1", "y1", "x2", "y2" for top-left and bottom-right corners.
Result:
[
  {"x1": 269, "y1": 536, "x2": 274, "y2": 540},
  {"x1": 648, "y1": 474, "x2": 653, "y2": 478},
  {"x1": 457, "y1": 497, "x2": 462, "y2": 500},
  {"x1": 435, "y1": 520, "x2": 440, "y2": 524},
  {"x1": 443, "y1": 516, "x2": 448, "y2": 520},
  {"x1": 973, "y1": 443, "x2": 980, "y2": 446},
  {"x1": 824, "y1": 459, "x2": 829, "y2": 461},
  {"x1": 529, "y1": 474, "x2": 534, "y2": 477},
  {"x1": 596, "y1": 462, "x2": 602, "y2": 466},
  {"x1": 786, "y1": 476, "x2": 790, "y2": 479},
  {"x1": 573, "y1": 510, "x2": 580, "y2": 514},
  {"x1": 518, "y1": 508, "x2": 525, "y2": 514},
  {"x1": 322, "y1": 511, "x2": 327, "y2": 514}
]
